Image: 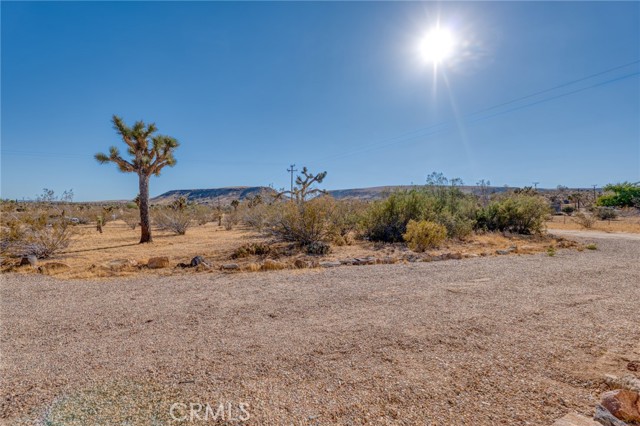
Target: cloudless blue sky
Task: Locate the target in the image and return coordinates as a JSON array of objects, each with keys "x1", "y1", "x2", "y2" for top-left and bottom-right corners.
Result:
[{"x1": 2, "y1": 1, "x2": 639, "y2": 201}]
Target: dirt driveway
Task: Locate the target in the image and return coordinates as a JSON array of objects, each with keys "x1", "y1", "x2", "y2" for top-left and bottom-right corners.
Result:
[{"x1": 1, "y1": 235, "x2": 639, "y2": 425}]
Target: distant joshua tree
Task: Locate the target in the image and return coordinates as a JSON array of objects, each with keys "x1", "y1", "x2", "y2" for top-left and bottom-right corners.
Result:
[{"x1": 95, "y1": 115, "x2": 179, "y2": 243}]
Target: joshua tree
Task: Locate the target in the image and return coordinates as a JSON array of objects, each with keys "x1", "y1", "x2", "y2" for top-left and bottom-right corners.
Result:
[
  {"x1": 277, "y1": 167, "x2": 327, "y2": 203},
  {"x1": 95, "y1": 115, "x2": 179, "y2": 243}
]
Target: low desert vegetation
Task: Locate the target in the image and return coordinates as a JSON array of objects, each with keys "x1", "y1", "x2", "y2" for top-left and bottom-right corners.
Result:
[
  {"x1": 5, "y1": 155, "x2": 629, "y2": 276},
  {"x1": 596, "y1": 181, "x2": 640, "y2": 208},
  {"x1": 403, "y1": 220, "x2": 447, "y2": 252},
  {"x1": 572, "y1": 211, "x2": 597, "y2": 229}
]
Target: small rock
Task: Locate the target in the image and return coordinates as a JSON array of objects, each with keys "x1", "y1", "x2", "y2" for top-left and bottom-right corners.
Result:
[
  {"x1": 594, "y1": 404, "x2": 630, "y2": 426},
  {"x1": 38, "y1": 262, "x2": 70, "y2": 274},
  {"x1": 104, "y1": 258, "x2": 137, "y2": 271},
  {"x1": 354, "y1": 257, "x2": 376, "y2": 265},
  {"x1": 445, "y1": 252, "x2": 463, "y2": 260},
  {"x1": 190, "y1": 256, "x2": 210, "y2": 268},
  {"x1": 496, "y1": 249, "x2": 510, "y2": 255},
  {"x1": 339, "y1": 259, "x2": 355, "y2": 265},
  {"x1": 600, "y1": 389, "x2": 640, "y2": 422},
  {"x1": 319, "y1": 261, "x2": 341, "y2": 268},
  {"x1": 147, "y1": 257, "x2": 170, "y2": 269},
  {"x1": 627, "y1": 361, "x2": 639, "y2": 373},
  {"x1": 605, "y1": 374, "x2": 640, "y2": 393},
  {"x1": 19, "y1": 255, "x2": 38, "y2": 267},
  {"x1": 220, "y1": 263, "x2": 240, "y2": 271},
  {"x1": 293, "y1": 259, "x2": 308, "y2": 269},
  {"x1": 552, "y1": 413, "x2": 600, "y2": 426}
]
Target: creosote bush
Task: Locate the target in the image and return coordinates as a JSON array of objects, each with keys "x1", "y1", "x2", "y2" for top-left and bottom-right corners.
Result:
[
  {"x1": 403, "y1": 220, "x2": 447, "y2": 252},
  {"x1": 360, "y1": 183, "x2": 477, "y2": 243},
  {"x1": 475, "y1": 194, "x2": 549, "y2": 234}
]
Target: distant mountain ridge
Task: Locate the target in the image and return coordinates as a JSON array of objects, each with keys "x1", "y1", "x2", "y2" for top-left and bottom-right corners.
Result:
[
  {"x1": 151, "y1": 184, "x2": 532, "y2": 205},
  {"x1": 151, "y1": 186, "x2": 275, "y2": 205}
]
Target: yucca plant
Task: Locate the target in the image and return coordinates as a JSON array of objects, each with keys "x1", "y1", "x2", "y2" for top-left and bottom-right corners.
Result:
[{"x1": 95, "y1": 115, "x2": 179, "y2": 243}]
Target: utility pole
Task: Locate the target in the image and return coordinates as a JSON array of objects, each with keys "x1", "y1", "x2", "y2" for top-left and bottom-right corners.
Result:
[
  {"x1": 287, "y1": 164, "x2": 297, "y2": 200},
  {"x1": 592, "y1": 184, "x2": 598, "y2": 202},
  {"x1": 533, "y1": 182, "x2": 539, "y2": 190}
]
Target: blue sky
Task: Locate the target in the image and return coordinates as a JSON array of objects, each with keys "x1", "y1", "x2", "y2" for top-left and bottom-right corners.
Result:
[{"x1": 1, "y1": 1, "x2": 639, "y2": 201}]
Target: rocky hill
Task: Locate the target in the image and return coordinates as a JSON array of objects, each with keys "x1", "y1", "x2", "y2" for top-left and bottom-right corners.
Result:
[
  {"x1": 151, "y1": 186, "x2": 276, "y2": 205},
  {"x1": 151, "y1": 184, "x2": 523, "y2": 205}
]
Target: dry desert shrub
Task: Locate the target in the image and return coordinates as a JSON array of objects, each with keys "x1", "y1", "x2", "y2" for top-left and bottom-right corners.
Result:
[
  {"x1": 572, "y1": 211, "x2": 597, "y2": 229},
  {"x1": 267, "y1": 196, "x2": 337, "y2": 246},
  {"x1": 403, "y1": 219, "x2": 447, "y2": 252},
  {"x1": 1, "y1": 212, "x2": 74, "y2": 259},
  {"x1": 153, "y1": 197, "x2": 195, "y2": 235}
]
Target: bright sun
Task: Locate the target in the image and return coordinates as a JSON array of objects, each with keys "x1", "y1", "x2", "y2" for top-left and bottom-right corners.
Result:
[{"x1": 419, "y1": 27, "x2": 456, "y2": 64}]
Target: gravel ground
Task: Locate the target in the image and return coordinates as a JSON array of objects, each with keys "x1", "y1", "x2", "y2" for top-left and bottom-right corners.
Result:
[{"x1": 1, "y1": 234, "x2": 639, "y2": 425}]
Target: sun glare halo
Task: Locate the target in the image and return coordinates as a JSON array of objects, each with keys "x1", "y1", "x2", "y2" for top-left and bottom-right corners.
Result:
[{"x1": 419, "y1": 27, "x2": 456, "y2": 64}]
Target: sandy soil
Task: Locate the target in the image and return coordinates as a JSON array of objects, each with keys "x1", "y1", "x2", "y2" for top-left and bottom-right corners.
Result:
[
  {"x1": 546, "y1": 214, "x2": 640, "y2": 234},
  {"x1": 1, "y1": 232, "x2": 638, "y2": 425},
  {"x1": 4, "y1": 221, "x2": 560, "y2": 279}
]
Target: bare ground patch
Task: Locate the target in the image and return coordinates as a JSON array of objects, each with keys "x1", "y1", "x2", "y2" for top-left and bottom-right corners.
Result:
[{"x1": 1, "y1": 236, "x2": 638, "y2": 425}]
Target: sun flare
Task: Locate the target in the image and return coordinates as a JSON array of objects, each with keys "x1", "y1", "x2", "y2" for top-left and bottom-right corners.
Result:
[{"x1": 419, "y1": 27, "x2": 456, "y2": 64}]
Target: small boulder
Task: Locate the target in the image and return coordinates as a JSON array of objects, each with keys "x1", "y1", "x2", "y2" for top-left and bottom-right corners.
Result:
[
  {"x1": 293, "y1": 259, "x2": 309, "y2": 269},
  {"x1": 19, "y1": 255, "x2": 38, "y2": 267},
  {"x1": 190, "y1": 256, "x2": 210, "y2": 268},
  {"x1": 354, "y1": 257, "x2": 376, "y2": 265},
  {"x1": 147, "y1": 257, "x2": 170, "y2": 269},
  {"x1": 594, "y1": 404, "x2": 630, "y2": 426},
  {"x1": 552, "y1": 413, "x2": 600, "y2": 426},
  {"x1": 319, "y1": 261, "x2": 341, "y2": 268},
  {"x1": 600, "y1": 389, "x2": 640, "y2": 423},
  {"x1": 104, "y1": 259, "x2": 138, "y2": 272},
  {"x1": 220, "y1": 263, "x2": 240, "y2": 271}
]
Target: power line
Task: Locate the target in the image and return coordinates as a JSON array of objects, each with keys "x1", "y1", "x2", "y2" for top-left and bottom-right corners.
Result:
[
  {"x1": 287, "y1": 164, "x2": 298, "y2": 195},
  {"x1": 310, "y1": 65, "x2": 640, "y2": 163}
]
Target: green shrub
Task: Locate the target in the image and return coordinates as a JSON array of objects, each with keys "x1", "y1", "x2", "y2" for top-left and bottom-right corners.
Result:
[
  {"x1": 586, "y1": 243, "x2": 597, "y2": 250},
  {"x1": 361, "y1": 186, "x2": 478, "y2": 242},
  {"x1": 361, "y1": 190, "x2": 431, "y2": 243},
  {"x1": 561, "y1": 205, "x2": 575, "y2": 215},
  {"x1": 403, "y1": 220, "x2": 447, "y2": 252},
  {"x1": 596, "y1": 182, "x2": 640, "y2": 208},
  {"x1": 476, "y1": 194, "x2": 549, "y2": 234}
]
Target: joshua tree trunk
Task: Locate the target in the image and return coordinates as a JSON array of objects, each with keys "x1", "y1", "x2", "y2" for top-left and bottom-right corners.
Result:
[{"x1": 138, "y1": 173, "x2": 152, "y2": 243}]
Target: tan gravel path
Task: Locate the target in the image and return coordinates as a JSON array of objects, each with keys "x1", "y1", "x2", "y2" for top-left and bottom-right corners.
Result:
[{"x1": 1, "y1": 237, "x2": 639, "y2": 425}]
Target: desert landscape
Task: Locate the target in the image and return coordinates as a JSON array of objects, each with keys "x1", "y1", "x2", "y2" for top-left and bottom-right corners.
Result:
[{"x1": 2, "y1": 1, "x2": 639, "y2": 425}]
